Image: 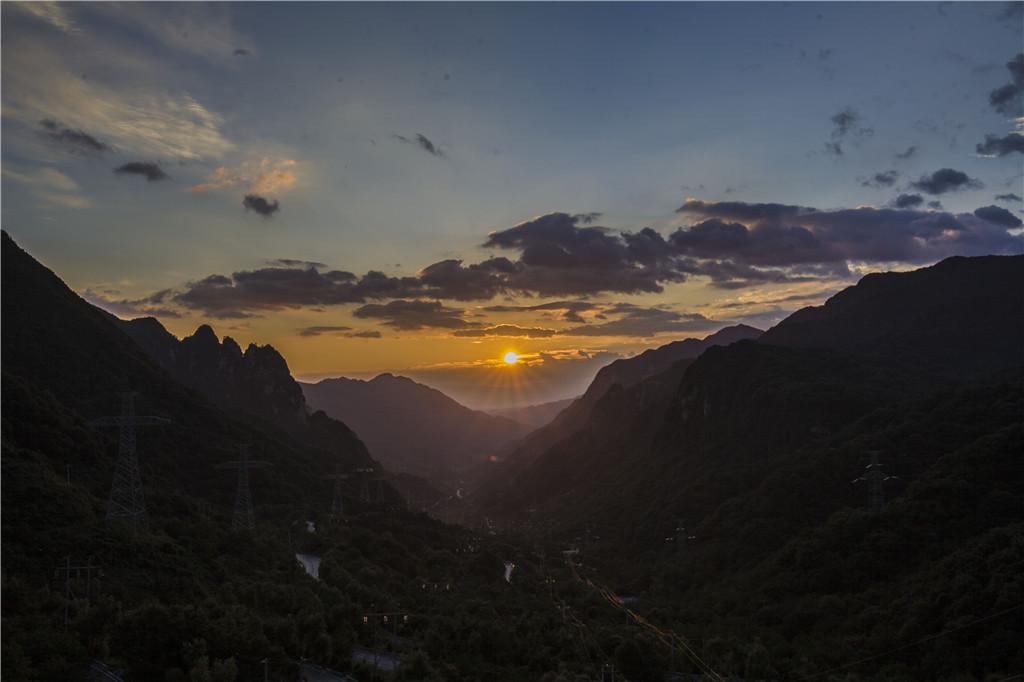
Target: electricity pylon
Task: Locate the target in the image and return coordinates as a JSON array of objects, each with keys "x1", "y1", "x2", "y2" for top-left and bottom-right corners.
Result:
[
  {"x1": 323, "y1": 467, "x2": 349, "y2": 521},
  {"x1": 853, "y1": 451, "x2": 897, "y2": 513},
  {"x1": 90, "y1": 392, "x2": 169, "y2": 535},
  {"x1": 54, "y1": 557, "x2": 102, "y2": 630},
  {"x1": 216, "y1": 445, "x2": 272, "y2": 532}
]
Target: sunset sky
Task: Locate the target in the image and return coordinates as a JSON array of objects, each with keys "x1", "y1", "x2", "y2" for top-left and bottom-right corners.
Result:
[{"x1": 3, "y1": 2, "x2": 1021, "y2": 408}]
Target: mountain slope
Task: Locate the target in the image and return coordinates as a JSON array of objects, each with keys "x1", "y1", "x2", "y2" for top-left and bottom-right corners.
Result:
[
  {"x1": 302, "y1": 373, "x2": 531, "y2": 478},
  {"x1": 760, "y1": 255, "x2": 1024, "y2": 377},
  {"x1": 478, "y1": 324, "x2": 763, "y2": 491}
]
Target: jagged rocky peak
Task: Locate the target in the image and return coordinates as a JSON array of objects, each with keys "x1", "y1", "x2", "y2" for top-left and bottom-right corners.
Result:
[
  {"x1": 244, "y1": 342, "x2": 292, "y2": 373},
  {"x1": 221, "y1": 336, "x2": 243, "y2": 358},
  {"x1": 188, "y1": 324, "x2": 220, "y2": 345}
]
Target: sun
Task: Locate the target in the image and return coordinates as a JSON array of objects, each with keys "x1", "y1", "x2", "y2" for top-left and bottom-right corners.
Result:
[{"x1": 503, "y1": 351, "x2": 520, "y2": 365}]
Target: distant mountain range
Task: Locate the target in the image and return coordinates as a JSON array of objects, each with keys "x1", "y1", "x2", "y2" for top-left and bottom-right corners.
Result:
[
  {"x1": 486, "y1": 397, "x2": 577, "y2": 428},
  {"x1": 302, "y1": 373, "x2": 532, "y2": 479}
]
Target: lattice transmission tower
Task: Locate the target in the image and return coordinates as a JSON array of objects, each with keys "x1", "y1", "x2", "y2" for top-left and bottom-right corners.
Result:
[
  {"x1": 90, "y1": 392, "x2": 169, "y2": 534},
  {"x1": 323, "y1": 466, "x2": 349, "y2": 522},
  {"x1": 853, "y1": 451, "x2": 898, "y2": 513},
  {"x1": 216, "y1": 445, "x2": 272, "y2": 532}
]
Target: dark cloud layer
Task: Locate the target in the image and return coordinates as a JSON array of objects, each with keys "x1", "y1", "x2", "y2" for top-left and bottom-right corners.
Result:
[
  {"x1": 483, "y1": 300, "x2": 598, "y2": 323},
  {"x1": 976, "y1": 133, "x2": 1024, "y2": 157},
  {"x1": 243, "y1": 194, "x2": 280, "y2": 217},
  {"x1": 973, "y1": 205, "x2": 1023, "y2": 227},
  {"x1": 910, "y1": 168, "x2": 983, "y2": 194},
  {"x1": 994, "y1": 192, "x2": 1023, "y2": 204},
  {"x1": 161, "y1": 199, "x2": 1023, "y2": 318},
  {"x1": 38, "y1": 119, "x2": 108, "y2": 155},
  {"x1": 861, "y1": 170, "x2": 899, "y2": 188},
  {"x1": 988, "y1": 53, "x2": 1023, "y2": 116},
  {"x1": 297, "y1": 325, "x2": 352, "y2": 337},
  {"x1": 481, "y1": 212, "x2": 687, "y2": 296},
  {"x1": 353, "y1": 299, "x2": 476, "y2": 330},
  {"x1": 114, "y1": 162, "x2": 168, "y2": 182},
  {"x1": 562, "y1": 305, "x2": 718, "y2": 337},
  {"x1": 392, "y1": 133, "x2": 444, "y2": 157},
  {"x1": 893, "y1": 193, "x2": 924, "y2": 208}
]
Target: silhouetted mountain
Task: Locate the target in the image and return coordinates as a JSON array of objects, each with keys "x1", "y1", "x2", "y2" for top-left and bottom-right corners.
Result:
[
  {"x1": 302, "y1": 373, "x2": 531, "y2": 478},
  {"x1": 119, "y1": 318, "x2": 308, "y2": 430},
  {"x1": 760, "y1": 255, "x2": 1024, "y2": 378},
  {"x1": 486, "y1": 397, "x2": 577, "y2": 428},
  {"x1": 469, "y1": 255, "x2": 1024, "y2": 676},
  {"x1": 3, "y1": 232, "x2": 621, "y2": 681},
  {"x1": 485, "y1": 256, "x2": 1024, "y2": 529}
]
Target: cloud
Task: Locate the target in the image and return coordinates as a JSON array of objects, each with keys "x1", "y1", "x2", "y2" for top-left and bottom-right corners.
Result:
[
  {"x1": 453, "y1": 324, "x2": 559, "y2": 338},
  {"x1": 266, "y1": 259, "x2": 326, "y2": 270},
  {"x1": 233, "y1": 48, "x2": 250, "y2": 57},
  {"x1": 861, "y1": 170, "x2": 900, "y2": 188},
  {"x1": 893, "y1": 193, "x2": 924, "y2": 209},
  {"x1": 994, "y1": 192, "x2": 1023, "y2": 204},
  {"x1": 482, "y1": 300, "x2": 598, "y2": 323},
  {"x1": 346, "y1": 330, "x2": 382, "y2": 339},
  {"x1": 10, "y1": 2, "x2": 78, "y2": 34},
  {"x1": 2, "y1": 166, "x2": 91, "y2": 208},
  {"x1": 824, "y1": 107, "x2": 873, "y2": 156},
  {"x1": 296, "y1": 325, "x2": 352, "y2": 337},
  {"x1": 2, "y1": 10, "x2": 236, "y2": 162},
  {"x1": 677, "y1": 199, "x2": 815, "y2": 222},
  {"x1": 973, "y1": 205, "x2": 1023, "y2": 228},
  {"x1": 392, "y1": 133, "x2": 444, "y2": 157},
  {"x1": 188, "y1": 158, "x2": 298, "y2": 194},
  {"x1": 562, "y1": 305, "x2": 719, "y2": 337},
  {"x1": 152, "y1": 197, "x2": 1024, "y2": 319},
  {"x1": 242, "y1": 194, "x2": 280, "y2": 217},
  {"x1": 673, "y1": 199, "x2": 1022, "y2": 271},
  {"x1": 988, "y1": 53, "x2": 1023, "y2": 116},
  {"x1": 86, "y1": 3, "x2": 250, "y2": 60},
  {"x1": 354, "y1": 300, "x2": 478, "y2": 330},
  {"x1": 82, "y1": 288, "x2": 181, "y2": 319},
  {"x1": 114, "y1": 162, "x2": 168, "y2": 182},
  {"x1": 481, "y1": 212, "x2": 688, "y2": 296},
  {"x1": 976, "y1": 133, "x2": 1024, "y2": 156},
  {"x1": 894, "y1": 145, "x2": 918, "y2": 160},
  {"x1": 910, "y1": 168, "x2": 983, "y2": 194},
  {"x1": 37, "y1": 119, "x2": 108, "y2": 155},
  {"x1": 572, "y1": 212, "x2": 603, "y2": 224}
]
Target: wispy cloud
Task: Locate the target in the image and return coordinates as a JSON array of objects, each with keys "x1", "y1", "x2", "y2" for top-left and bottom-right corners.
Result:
[{"x1": 2, "y1": 166, "x2": 91, "y2": 209}]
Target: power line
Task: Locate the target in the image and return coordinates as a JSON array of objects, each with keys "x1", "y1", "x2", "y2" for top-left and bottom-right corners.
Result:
[{"x1": 799, "y1": 603, "x2": 1024, "y2": 680}]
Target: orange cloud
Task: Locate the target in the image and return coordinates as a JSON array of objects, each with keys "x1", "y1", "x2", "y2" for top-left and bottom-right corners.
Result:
[{"x1": 187, "y1": 157, "x2": 297, "y2": 194}]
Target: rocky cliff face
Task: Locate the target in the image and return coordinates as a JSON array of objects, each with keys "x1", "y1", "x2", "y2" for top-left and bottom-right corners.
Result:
[{"x1": 121, "y1": 319, "x2": 309, "y2": 429}]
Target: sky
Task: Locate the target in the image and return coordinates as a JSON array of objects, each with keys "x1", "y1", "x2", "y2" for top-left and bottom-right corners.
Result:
[{"x1": 2, "y1": 2, "x2": 1022, "y2": 408}]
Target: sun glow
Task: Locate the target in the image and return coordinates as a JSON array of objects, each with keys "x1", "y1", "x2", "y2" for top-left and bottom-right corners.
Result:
[{"x1": 503, "y1": 351, "x2": 520, "y2": 365}]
